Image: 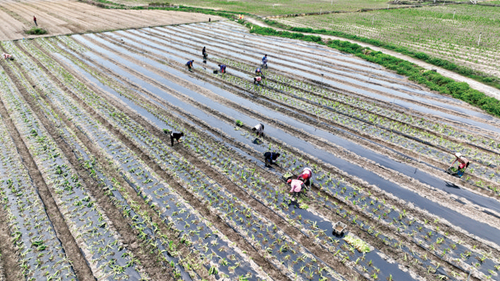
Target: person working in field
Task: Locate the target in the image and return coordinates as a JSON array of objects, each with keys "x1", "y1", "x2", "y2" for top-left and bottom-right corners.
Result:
[
  {"x1": 202, "y1": 47, "x2": 207, "y2": 59},
  {"x1": 254, "y1": 76, "x2": 262, "y2": 85},
  {"x1": 287, "y1": 178, "x2": 304, "y2": 201},
  {"x1": 186, "y1": 60, "x2": 194, "y2": 72},
  {"x1": 252, "y1": 123, "x2": 264, "y2": 137},
  {"x1": 297, "y1": 167, "x2": 313, "y2": 186},
  {"x1": 218, "y1": 64, "x2": 226, "y2": 74},
  {"x1": 447, "y1": 152, "x2": 470, "y2": 178},
  {"x1": 262, "y1": 54, "x2": 268, "y2": 68},
  {"x1": 2, "y1": 53, "x2": 14, "y2": 60},
  {"x1": 264, "y1": 152, "x2": 280, "y2": 167}
]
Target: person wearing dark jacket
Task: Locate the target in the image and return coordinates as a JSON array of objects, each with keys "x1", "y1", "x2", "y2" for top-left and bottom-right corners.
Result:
[{"x1": 264, "y1": 152, "x2": 280, "y2": 167}]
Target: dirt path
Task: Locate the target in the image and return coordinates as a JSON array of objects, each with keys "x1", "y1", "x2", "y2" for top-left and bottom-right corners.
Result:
[{"x1": 245, "y1": 17, "x2": 500, "y2": 101}]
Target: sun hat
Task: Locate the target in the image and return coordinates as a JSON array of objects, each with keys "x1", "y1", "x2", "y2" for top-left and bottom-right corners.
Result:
[
  {"x1": 455, "y1": 152, "x2": 462, "y2": 158},
  {"x1": 287, "y1": 179, "x2": 292, "y2": 184}
]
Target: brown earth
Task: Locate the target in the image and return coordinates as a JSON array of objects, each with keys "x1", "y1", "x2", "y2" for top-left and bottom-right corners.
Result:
[{"x1": 0, "y1": 0, "x2": 221, "y2": 41}]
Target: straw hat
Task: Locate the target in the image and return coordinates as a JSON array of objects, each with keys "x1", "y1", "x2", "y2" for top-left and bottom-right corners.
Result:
[{"x1": 455, "y1": 152, "x2": 462, "y2": 158}]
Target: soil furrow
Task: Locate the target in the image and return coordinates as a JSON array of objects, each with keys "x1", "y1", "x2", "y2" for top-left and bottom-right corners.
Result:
[
  {"x1": 43, "y1": 37, "x2": 291, "y2": 281},
  {"x1": 0, "y1": 56, "x2": 96, "y2": 281},
  {"x1": 85, "y1": 34, "x2": 500, "y2": 240},
  {"x1": 18, "y1": 40, "x2": 180, "y2": 281},
  {"x1": 0, "y1": 194, "x2": 23, "y2": 281},
  {"x1": 57, "y1": 34, "x2": 477, "y2": 280}
]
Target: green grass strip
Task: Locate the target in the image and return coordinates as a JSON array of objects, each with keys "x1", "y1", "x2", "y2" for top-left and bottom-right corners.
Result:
[{"x1": 248, "y1": 23, "x2": 500, "y2": 118}]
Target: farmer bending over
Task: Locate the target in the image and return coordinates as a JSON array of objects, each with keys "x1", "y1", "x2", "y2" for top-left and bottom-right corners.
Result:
[
  {"x1": 2, "y1": 53, "x2": 14, "y2": 60},
  {"x1": 186, "y1": 60, "x2": 194, "y2": 72},
  {"x1": 218, "y1": 64, "x2": 226, "y2": 73},
  {"x1": 254, "y1": 76, "x2": 262, "y2": 85},
  {"x1": 297, "y1": 167, "x2": 313, "y2": 186},
  {"x1": 252, "y1": 123, "x2": 264, "y2": 137},
  {"x1": 264, "y1": 152, "x2": 280, "y2": 167},
  {"x1": 288, "y1": 178, "x2": 304, "y2": 201},
  {"x1": 448, "y1": 152, "x2": 469, "y2": 178}
]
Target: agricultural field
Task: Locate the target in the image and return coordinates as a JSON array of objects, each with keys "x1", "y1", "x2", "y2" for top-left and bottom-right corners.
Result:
[
  {"x1": 0, "y1": 0, "x2": 218, "y2": 41},
  {"x1": 278, "y1": 4, "x2": 500, "y2": 78},
  {"x1": 111, "y1": 0, "x2": 408, "y2": 15},
  {"x1": 0, "y1": 19, "x2": 500, "y2": 281}
]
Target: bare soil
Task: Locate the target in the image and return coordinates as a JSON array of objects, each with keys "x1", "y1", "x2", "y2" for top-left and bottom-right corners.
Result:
[{"x1": 0, "y1": 0, "x2": 221, "y2": 41}]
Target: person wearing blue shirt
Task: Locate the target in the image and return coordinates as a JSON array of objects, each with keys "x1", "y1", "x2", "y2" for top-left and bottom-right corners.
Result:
[
  {"x1": 218, "y1": 64, "x2": 227, "y2": 73},
  {"x1": 186, "y1": 60, "x2": 194, "y2": 72}
]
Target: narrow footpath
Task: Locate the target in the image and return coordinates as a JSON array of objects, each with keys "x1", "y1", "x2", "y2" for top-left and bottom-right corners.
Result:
[{"x1": 245, "y1": 17, "x2": 500, "y2": 101}]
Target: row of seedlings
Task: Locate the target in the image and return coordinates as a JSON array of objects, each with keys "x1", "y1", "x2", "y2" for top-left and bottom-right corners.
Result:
[
  {"x1": 49, "y1": 30, "x2": 438, "y2": 275},
  {"x1": 26, "y1": 37, "x2": 271, "y2": 281},
  {"x1": 0, "y1": 41, "x2": 145, "y2": 281},
  {"x1": 15, "y1": 39, "x2": 204, "y2": 280},
  {"x1": 0, "y1": 73, "x2": 77, "y2": 280},
  {"x1": 212, "y1": 58, "x2": 500, "y2": 192},
  {"x1": 42, "y1": 35, "x2": 348, "y2": 276}
]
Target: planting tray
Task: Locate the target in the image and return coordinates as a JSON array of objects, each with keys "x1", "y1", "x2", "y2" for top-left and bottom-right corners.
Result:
[{"x1": 332, "y1": 221, "x2": 347, "y2": 236}]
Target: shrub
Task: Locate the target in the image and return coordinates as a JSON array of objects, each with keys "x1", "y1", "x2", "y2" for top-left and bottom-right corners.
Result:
[{"x1": 25, "y1": 27, "x2": 47, "y2": 35}]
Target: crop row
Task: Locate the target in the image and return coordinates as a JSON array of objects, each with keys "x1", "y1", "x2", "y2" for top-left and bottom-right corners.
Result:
[
  {"x1": 1, "y1": 41, "x2": 145, "y2": 280},
  {"x1": 81, "y1": 26, "x2": 500, "y2": 280},
  {"x1": 0, "y1": 73, "x2": 76, "y2": 281},
  {"x1": 47, "y1": 35, "x2": 356, "y2": 280},
  {"x1": 211, "y1": 59, "x2": 500, "y2": 192},
  {"x1": 55, "y1": 30, "x2": 500, "y2": 278},
  {"x1": 22, "y1": 37, "x2": 262, "y2": 281}
]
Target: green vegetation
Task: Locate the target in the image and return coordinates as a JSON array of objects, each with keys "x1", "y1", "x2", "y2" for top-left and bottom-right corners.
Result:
[
  {"x1": 277, "y1": 5, "x2": 500, "y2": 88},
  {"x1": 344, "y1": 235, "x2": 371, "y2": 253},
  {"x1": 25, "y1": 27, "x2": 47, "y2": 35},
  {"x1": 235, "y1": 120, "x2": 243, "y2": 127},
  {"x1": 248, "y1": 23, "x2": 500, "y2": 117},
  {"x1": 108, "y1": 0, "x2": 404, "y2": 16}
]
